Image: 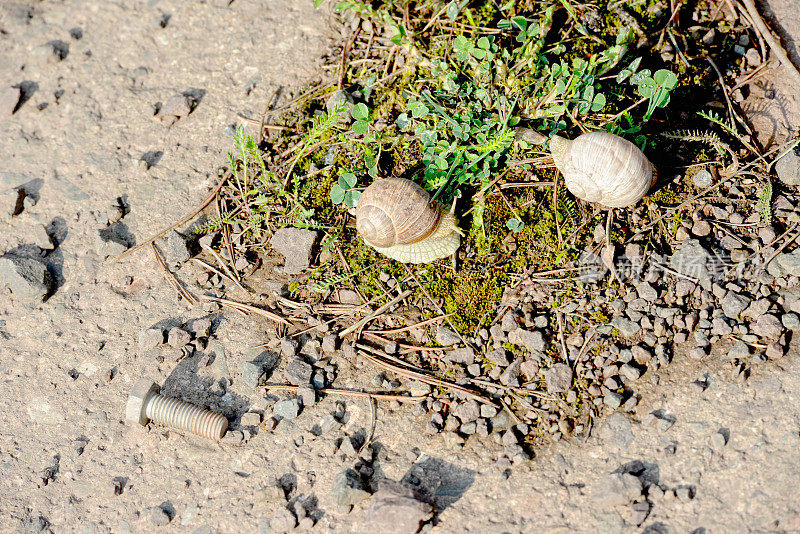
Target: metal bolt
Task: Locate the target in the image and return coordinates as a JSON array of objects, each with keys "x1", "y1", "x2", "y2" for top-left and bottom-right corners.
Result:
[{"x1": 125, "y1": 379, "x2": 228, "y2": 439}]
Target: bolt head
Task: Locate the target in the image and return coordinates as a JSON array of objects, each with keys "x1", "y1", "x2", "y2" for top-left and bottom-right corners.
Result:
[{"x1": 126, "y1": 379, "x2": 159, "y2": 426}]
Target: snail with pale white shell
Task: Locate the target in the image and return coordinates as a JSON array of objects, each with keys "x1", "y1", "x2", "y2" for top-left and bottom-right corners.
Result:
[
  {"x1": 521, "y1": 129, "x2": 656, "y2": 208},
  {"x1": 355, "y1": 177, "x2": 462, "y2": 264}
]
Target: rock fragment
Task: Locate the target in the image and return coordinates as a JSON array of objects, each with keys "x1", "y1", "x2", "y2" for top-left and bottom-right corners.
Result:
[
  {"x1": 241, "y1": 360, "x2": 265, "y2": 388},
  {"x1": 146, "y1": 506, "x2": 171, "y2": 526},
  {"x1": 330, "y1": 468, "x2": 370, "y2": 509},
  {"x1": 138, "y1": 328, "x2": 164, "y2": 350},
  {"x1": 362, "y1": 481, "x2": 433, "y2": 534},
  {"x1": 0, "y1": 249, "x2": 53, "y2": 303},
  {"x1": 453, "y1": 400, "x2": 480, "y2": 423},
  {"x1": 166, "y1": 327, "x2": 190, "y2": 348},
  {"x1": 628, "y1": 501, "x2": 650, "y2": 526},
  {"x1": 775, "y1": 147, "x2": 800, "y2": 186},
  {"x1": 752, "y1": 314, "x2": 782, "y2": 340},
  {"x1": 157, "y1": 94, "x2": 193, "y2": 126},
  {"x1": 273, "y1": 399, "x2": 300, "y2": 420},
  {"x1": 591, "y1": 473, "x2": 643, "y2": 507},
  {"x1": 485, "y1": 348, "x2": 511, "y2": 367},
  {"x1": 772, "y1": 252, "x2": 800, "y2": 277},
  {"x1": 508, "y1": 328, "x2": 545, "y2": 353},
  {"x1": 721, "y1": 291, "x2": 750, "y2": 320},
  {"x1": 692, "y1": 169, "x2": 713, "y2": 188},
  {"x1": 445, "y1": 346, "x2": 474, "y2": 364},
  {"x1": 435, "y1": 325, "x2": 460, "y2": 346},
  {"x1": 326, "y1": 89, "x2": 355, "y2": 122},
  {"x1": 544, "y1": 364, "x2": 572, "y2": 393},
  {"x1": 611, "y1": 317, "x2": 640, "y2": 338},
  {"x1": 0, "y1": 86, "x2": 21, "y2": 115},
  {"x1": 165, "y1": 230, "x2": 190, "y2": 269},
  {"x1": 670, "y1": 239, "x2": 713, "y2": 288},
  {"x1": 270, "y1": 228, "x2": 318, "y2": 274},
  {"x1": 285, "y1": 357, "x2": 313, "y2": 385}
]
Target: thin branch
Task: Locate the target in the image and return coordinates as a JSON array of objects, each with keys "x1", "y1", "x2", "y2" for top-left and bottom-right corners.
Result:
[
  {"x1": 265, "y1": 384, "x2": 425, "y2": 402},
  {"x1": 739, "y1": 0, "x2": 800, "y2": 87},
  {"x1": 354, "y1": 344, "x2": 499, "y2": 407},
  {"x1": 151, "y1": 243, "x2": 198, "y2": 306},
  {"x1": 110, "y1": 177, "x2": 227, "y2": 263},
  {"x1": 340, "y1": 289, "x2": 414, "y2": 337},
  {"x1": 201, "y1": 295, "x2": 290, "y2": 325}
]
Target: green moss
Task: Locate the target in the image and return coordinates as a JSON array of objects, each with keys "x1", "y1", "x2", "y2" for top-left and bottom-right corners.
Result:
[
  {"x1": 647, "y1": 187, "x2": 679, "y2": 205},
  {"x1": 423, "y1": 270, "x2": 505, "y2": 333}
]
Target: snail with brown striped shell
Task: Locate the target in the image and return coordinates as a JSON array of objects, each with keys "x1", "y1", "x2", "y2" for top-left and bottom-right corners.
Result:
[
  {"x1": 519, "y1": 129, "x2": 656, "y2": 208},
  {"x1": 355, "y1": 178, "x2": 462, "y2": 264}
]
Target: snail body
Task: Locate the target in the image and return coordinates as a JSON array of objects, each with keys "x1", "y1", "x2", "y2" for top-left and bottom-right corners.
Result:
[
  {"x1": 550, "y1": 132, "x2": 656, "y2": 208},
  {"x1": 355, "y1": 178, "x2": 461, "y2": 264}
]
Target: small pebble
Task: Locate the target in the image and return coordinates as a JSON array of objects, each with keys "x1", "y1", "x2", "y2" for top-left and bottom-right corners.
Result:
[
  {"x1": 221, "y1": 430, "x2": 244, "y2": 444},
  {"x1": 710, "y1": 431, "x2": 727, "y2": 451},
  {"x1": 691, "y1": 220, "x2": 711, "y2": 237},
  {"x1": 166, "y1": 327, "x2": 191, "y2": 348},
  {"x1": 781, "y1": 313, "x2": 800, "y2": 330},
  {"x1": 273, "y1": 399, "x2": 300, "y2": 420},
  {"x1": 692, "y1": 169, "x2": 713, "y2": 188}
]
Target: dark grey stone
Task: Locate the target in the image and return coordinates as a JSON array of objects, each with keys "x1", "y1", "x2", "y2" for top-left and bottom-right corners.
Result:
[
  {"x1": 330, "y1": 468, "x2": 370, "y2": 509},
  {"x1": 285, "y1": 357, "x2": 313, "y2": 385},
  {"x1": 0, "y1": 249, "x2": 52, "y2": 303}
]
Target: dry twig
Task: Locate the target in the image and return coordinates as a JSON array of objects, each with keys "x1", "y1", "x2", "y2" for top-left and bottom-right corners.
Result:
[
  {"x1": 201, "y1": 295, "x2": 290, "y2": 325},
  {"x1": 340, "y1": 289, "x2": 414, "y2": 337},
  {"x1": 353, "y1": 343, "x2": 498, "y2": 407},
  {"x1": 110, "y1": 177, "x2": 227, "y2": 263},
  {"x1": 265, "y1": 384, "x2": 425, "y2": 402},
  {"x1": 739, "y1": 0, "x2": 800, "y2": 87},
  {"x1": 150, "y1": 243, "x2": 198, "y2": 306}
]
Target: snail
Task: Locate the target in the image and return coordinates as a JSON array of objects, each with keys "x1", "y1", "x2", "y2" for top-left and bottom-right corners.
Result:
[
  {"x1": 549, "y1": 132, "x2": 656, "y2": 208},
  {"x1": 355, "y1": 177, "x2": 462, "y2": 264}
]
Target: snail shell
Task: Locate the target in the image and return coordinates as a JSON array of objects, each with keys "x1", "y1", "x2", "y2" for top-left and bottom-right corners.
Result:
[
  {"x1": 550, "y1": 132, "x2": 656, "y2": 208},
  {"x1": 355, "y1": 178, "x2": 461, "y2": 264}
]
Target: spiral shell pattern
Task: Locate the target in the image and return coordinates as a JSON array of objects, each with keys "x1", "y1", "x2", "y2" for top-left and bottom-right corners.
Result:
[{"x1": 552, "y1": 132, "x2": 655, "y2": 208}]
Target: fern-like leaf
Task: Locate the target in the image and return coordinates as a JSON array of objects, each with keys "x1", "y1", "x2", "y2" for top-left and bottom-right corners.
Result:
[
  {"x1": 661, "y1": 128, "x2": 726, "y2": 155},
  {"x1": 306, "y1": 101, "x2": 347, "y2": 144},
  {"x1": 311, "y1": 264, "x2": 370, "y2": 293},
  {"x1": 472, "y1": 129, "x2": 515, "y2": 153},
  {"x1": 192, "y1": 215, "x2": 233, "y2": 235},
  {"x1": 758, "y1": 181, "x2": 772, "y2": 223}
]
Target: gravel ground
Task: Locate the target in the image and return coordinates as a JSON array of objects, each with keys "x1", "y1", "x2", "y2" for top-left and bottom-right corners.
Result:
[{"x1": 1, "y1": 1, "x2": 800, "y2": 533}]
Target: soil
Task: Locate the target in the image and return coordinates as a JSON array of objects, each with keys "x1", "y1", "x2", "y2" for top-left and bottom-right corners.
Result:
[{"x1": 1, "y1": 1, "x2": 800, "y2": 533}]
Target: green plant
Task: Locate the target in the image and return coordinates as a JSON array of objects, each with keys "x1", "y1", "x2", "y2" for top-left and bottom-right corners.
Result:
[
  {"x1": 351, "y1": 102, "x2": 371, "y2": 135},
  {"x1": 635, "y1": 68, "x2": 678, "y2": 121},
  {"x1": 758, "y1": 181, "x2": 772, "y2": 223},
  {"x1": 330, "y1": 172, "x2": 360, "y2": 207},
  {"x1": 283, "y1": 101, "x2": 346, "y2": 187},
  {"x1": 311, "y1": 263, "x2": 373, "y2": 293},
  {"x1": 698, "y1": 108, "x2": 758, "y2": 156},
  {"x1": 661, "y1": 128, "x2": 727, "y2": 155}
]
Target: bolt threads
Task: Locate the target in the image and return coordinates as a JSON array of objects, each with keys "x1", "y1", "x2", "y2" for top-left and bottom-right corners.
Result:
[{"x1": 145, "y1": 393, "x2": 228, "y2": 440}]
